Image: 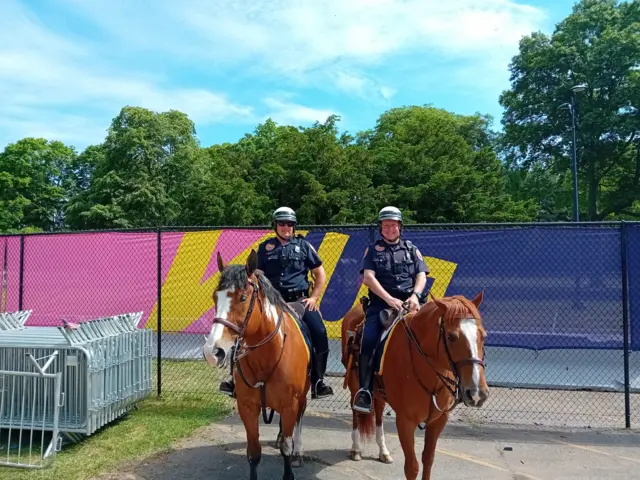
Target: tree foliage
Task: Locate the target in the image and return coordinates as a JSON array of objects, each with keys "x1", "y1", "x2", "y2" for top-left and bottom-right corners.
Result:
[
  {"x1": 499, "y1": 0, "x2": 640, "y2": 220},
  {"x1": 1, "y1": 0, "x2": 637, "y2": 232}
]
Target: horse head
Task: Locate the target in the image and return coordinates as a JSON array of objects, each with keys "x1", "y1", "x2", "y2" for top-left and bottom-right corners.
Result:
[
  {"x1": 202, "y1": 249, "x2": 263, "y2": 368},
  {"x1": 430, "y1": 290, "x2": 489, "y2": 407}
]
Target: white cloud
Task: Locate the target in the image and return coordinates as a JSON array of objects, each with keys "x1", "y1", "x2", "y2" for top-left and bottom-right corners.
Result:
[
  {"x1": 0, "y1": 0, "x2": 549, "y2": 149},
  {"x1": 0, "y1": 0, "x2": 257, "y2": 149},
  {"x1": 60, "y1": 0, "x2": 547, "y2": 97},
  {"x1": 262, "y1": 97, "x2": 339, "y2": 126}
]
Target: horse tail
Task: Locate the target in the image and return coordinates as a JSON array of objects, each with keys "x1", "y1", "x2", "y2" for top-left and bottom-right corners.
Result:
[{"x1": 356, "y1": 409, "x2": 376, "y2": 442}]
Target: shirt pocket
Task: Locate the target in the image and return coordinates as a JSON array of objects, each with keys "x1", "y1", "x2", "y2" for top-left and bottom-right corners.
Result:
[
  {"x1": 374, "y1": 253, "x2": 392, "y2": 273},
  {"x1": 288, "y1": 250, "x2": 305, "y2": 270}
]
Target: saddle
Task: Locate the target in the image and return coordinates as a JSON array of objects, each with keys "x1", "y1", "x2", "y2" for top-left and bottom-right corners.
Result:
[
  {"x1": 346, "y1": 297, "x2": 400, "y2": 352},
  {"x1": 286, "y1": 301, "x2": 306, "y2": 322}
]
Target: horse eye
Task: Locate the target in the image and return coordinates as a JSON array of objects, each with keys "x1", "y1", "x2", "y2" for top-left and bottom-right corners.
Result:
[
  {"x1": 240, "y1": 294, "x2": 247, "y2": 302},
  {"x1": 447, "y1": 333, "x2": 457, "y2": 342}
]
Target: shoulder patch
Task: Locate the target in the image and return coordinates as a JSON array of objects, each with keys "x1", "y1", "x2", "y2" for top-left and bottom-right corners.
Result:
[
  {"x1": 375, "y1": 244, "x2": 385, "y2": 252},
  {"x1": 265, "y1": 243, "x2": 275, "y2": 251}
]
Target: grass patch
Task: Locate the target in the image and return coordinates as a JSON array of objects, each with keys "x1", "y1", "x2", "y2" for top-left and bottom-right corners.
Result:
[{"x1": 0, "y1": 359, "x2": 233, "y2": 480}]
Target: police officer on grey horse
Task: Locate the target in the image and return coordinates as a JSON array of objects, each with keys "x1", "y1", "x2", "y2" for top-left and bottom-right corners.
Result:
[
  {"x1": 352, "y1": 206, "x2": 429, "y2": 413},
  {"x1": 219, "y1": 206, "x2": 334, "y2": 399}
]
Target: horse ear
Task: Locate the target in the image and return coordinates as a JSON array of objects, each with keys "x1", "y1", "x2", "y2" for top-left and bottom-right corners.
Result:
[
  {"x1": 429, "y1": 292, "x2": 447, "y2": 315},
  {"x1": 217, "y1": 251, "x2": 226, "y2": 272},
  {"x1": 471, "y1": 289, "x2": 484, "y2": 307},
  {"x1": 246, "y1": 249, "x2": 258, "y2": 277}
]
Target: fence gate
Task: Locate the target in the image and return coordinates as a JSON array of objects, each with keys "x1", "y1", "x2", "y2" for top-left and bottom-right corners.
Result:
[{"x1": 0, "y1": 351, "x2": 63, "y2": 469}]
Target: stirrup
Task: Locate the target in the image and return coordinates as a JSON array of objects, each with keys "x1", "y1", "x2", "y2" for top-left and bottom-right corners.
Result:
[
  {"x1": 220, "y1": 380, "x2": 236, "y2": 398},
  {"x1": 312, "y1": 379, "x2": 333, "y2": 399},
  {"x1": 352, "y1": 388, "x2": 372, "y2": 413}
]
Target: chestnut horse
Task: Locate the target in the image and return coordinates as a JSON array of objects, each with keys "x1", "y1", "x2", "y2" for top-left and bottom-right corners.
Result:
[
  {"x1": 341, "y1": 291, "x2": 489, "y2": 480},
  {"x1": 203, "y1": 250, "x2": 311, "y2": 480}
]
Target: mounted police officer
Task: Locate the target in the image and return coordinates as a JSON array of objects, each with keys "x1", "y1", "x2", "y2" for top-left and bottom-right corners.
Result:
[
  {"x1": 352, "y1": 206, "x2": 429, "y2": 413},
  {"x1": 218, "y1": 206, "x2": 334, "y2": 400}
]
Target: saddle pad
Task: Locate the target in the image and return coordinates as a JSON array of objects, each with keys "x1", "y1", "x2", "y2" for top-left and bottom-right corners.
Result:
[
  {"x1": 286, "y1": 305, "x2": 312, "y2": 364},
  {"x1": 374, "y1": 316, "x2": 404, "y2": 376}
]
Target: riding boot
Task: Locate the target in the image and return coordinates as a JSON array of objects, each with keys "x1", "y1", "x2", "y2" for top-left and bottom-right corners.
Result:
[
  {"x1": 353, "y1": 354, "x2": 373, "y2": 413},
  {"x1": 219, "y1": 378, "x2": 236, "y2": 398},
  {"x1": 311, "y1": 349, "x2": 334, "y2": 399}
]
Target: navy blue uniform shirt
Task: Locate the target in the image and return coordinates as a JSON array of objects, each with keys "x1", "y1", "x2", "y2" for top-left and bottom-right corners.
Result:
[
  {"x1": 257, "y1": 235, "x2": 323, "y2": 294},
  {"x1": 360, "y1": 238, "x2": 429, "y2": 301}
]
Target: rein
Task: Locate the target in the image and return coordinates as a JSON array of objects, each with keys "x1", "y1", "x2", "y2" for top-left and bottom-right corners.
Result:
[
  {"x1": 211, "y1": 277, "x2": 287, "y2": 424},
  {"x1": 399, "y1": 309, "x2": 486, "y2": 418}
]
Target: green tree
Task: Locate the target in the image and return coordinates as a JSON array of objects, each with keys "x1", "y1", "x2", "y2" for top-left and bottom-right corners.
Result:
[
  {"x1": 0, "y1": 138, "x2": 77, "y2": 232},
  {"x1": 500, "y1": 0, "x2": 640, "y2": 220},
  {"x1": 358, "y1": 105, "x2": 536, "y2": 222},
  {"x1": 65, "y1": 106, "x2": 201, "y2": 229}
]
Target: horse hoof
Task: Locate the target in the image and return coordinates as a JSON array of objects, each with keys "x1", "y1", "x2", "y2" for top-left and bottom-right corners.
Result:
[
  {"x1": 275, "y1": 437, "x2": 283, "y2": 449},
  {"x1": 291, "y1": 455, "x2": 303, "y2": 468},
  {"x1": 379, "y1": 453, "x2": 393, "y2": 464},
  {"x1": 349, "y1": 450, "x2": 362, "y2": 461}
]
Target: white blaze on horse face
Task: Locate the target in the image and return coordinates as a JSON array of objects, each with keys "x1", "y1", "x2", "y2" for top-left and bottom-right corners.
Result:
[
  {"x1": 460, "y1": 318, "x2": 481, "y2": 396},
  {"x1": 203, "y1": 288, "x2": 235, "y2": 366}
]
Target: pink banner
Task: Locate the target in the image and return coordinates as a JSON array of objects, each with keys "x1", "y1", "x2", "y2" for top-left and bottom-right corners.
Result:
[
  {"x1": 1, "y1": 230, "x2": 277, "y2": 333},
  {"x1": 0, "y1": 236, "x2": 22, "y2": 314}
]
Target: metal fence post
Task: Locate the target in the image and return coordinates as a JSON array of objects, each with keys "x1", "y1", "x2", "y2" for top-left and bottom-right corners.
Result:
[
  {"x1": 157, "y1": 228, "x2": 162, "y2": 397},
  {"x1": 621, "y1": 221, "x2": 631, "y2": 428},
  {"x1": 18, "y1": 235, "x2": 24, "y2": 310}
]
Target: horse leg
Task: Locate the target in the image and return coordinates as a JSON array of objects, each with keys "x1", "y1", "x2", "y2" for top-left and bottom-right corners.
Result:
[
  {"x1": 349, "y1": 409, "x2": 362, "y2": 461},
  {"x1": 279, "y1": 406, "x2": 298, "y2": 480},
  {"x1": 237, "y1": 402, "x2": 261, "y2": 480},
  {"x1": 275, "y1": 415, "x2": 283, "y2": 449},
  {"x1": 396, "y1": 415, "x2": 419, "y2": 480},
  {"x1": 374, "y1": 398, "x2": 392, "y2": 464},
  {"x1": 421, "y1": 414, "x2": 448, "y2": 480},
  {"x1": 291, "y1": 395, "x2": 307, "y2": 468}
]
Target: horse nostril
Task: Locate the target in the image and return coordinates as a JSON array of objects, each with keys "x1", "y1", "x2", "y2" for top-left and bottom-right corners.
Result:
[
  {"x1": 465, "y1": 389, "x2": 474, "y2": 402},
  {"x1": 214, "y1": 348, "x2": 226, "y2": 365}
]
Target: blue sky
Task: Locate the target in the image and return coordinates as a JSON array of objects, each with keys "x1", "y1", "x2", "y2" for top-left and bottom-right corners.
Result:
[{"x1": 1, "y1": 0, "x2": 578, "y2": 152}]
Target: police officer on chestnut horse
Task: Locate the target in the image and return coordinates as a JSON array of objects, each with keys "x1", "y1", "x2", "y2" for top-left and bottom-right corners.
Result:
[
  {"x1": 219, "y1": 206, "x2": 334, "y2": 400},
  {"x1": 352, "y1": 206, "x2": 429, "y2": 414}
]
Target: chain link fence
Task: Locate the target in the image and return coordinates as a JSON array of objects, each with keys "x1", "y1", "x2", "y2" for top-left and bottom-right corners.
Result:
[{"x1": 1, "y1": 222, "x2": 639, "y2": 429}]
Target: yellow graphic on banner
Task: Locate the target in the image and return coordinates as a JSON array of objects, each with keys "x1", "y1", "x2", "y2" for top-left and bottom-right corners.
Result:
[
  {"x1": 424, "y1": 256, "x2": 458, "y2": 299},
  {"x1": 146, "y1": 230, "x2": 277, "y2": 332},
  {"x1": 145, "y1": 230, "x2": 458, "y2": 336}
]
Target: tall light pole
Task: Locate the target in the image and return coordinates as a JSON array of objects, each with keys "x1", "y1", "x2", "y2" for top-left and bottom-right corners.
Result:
[{"x1": 561, "y1": 83, "x2": 587, "y2": 222}]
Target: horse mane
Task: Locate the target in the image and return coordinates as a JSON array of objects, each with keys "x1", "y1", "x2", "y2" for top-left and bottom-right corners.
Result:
[
  {"x1": 219, "y1": 264, "x2": 294, "y2": 315},
  {"x1": 417, "y1": 295, "x2": 483, "y2": 329}
]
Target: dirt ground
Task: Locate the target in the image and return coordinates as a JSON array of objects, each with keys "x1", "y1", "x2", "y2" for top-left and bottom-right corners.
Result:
[
  {"x1": 92, "y1": 408, "x2": 640, "y2": 480},
  {"x1": 308, "y1": 376, "x2": 640, "y2": 429}
]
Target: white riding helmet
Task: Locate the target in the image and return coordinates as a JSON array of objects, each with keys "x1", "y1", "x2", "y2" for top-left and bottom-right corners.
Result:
[
  {"x1": 273, "y1": 206, "x2": 297, "y2": 224},
  {"x1": 378, "y1": 206, "x2": 402, "y2": 224}
]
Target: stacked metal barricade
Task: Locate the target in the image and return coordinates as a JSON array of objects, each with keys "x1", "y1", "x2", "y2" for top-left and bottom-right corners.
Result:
[{"x1": 0, "y1": 310, "x2": 153, "y2": 468}]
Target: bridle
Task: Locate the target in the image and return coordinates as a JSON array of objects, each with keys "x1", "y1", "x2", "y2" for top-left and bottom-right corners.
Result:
[
  {"x1": 210, "y1": 276, "x2": 287, "y2": 424},
  {"x1": 211, "y1": 278, "x2": 286, "y2": 358},
  {"x1": 399, "y1": 303, "x2": 486, "y2": 416}
]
